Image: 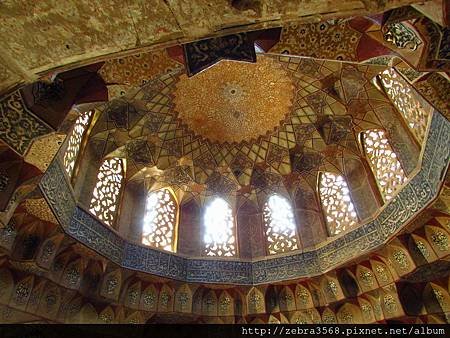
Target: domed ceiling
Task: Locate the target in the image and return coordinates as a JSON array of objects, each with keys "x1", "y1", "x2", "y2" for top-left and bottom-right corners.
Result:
[
  {"x1": 91, "y1": 53, "x2": 384, "y2": 202},
  {"x1": 0, "y1": 2, "x2": 449, "y2": 325}
]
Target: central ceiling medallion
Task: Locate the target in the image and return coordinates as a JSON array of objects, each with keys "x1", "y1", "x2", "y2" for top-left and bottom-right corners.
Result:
[{"x1": 173, "y1": 56, "x2": 295, "y2": 143}]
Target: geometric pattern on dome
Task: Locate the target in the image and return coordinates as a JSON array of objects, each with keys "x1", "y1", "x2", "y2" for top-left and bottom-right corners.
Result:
[
  {"x1": 173, "y1": 56, "x2": 295, "y2": 143},
  {"x1": 99, "y1": 49, "x2": 182, "y2": 87},
  {"x1": 263, "y1": 194, "x2": 299, "y2": 255},
  {"x1": 362, "y1": 129, "x2": 407, "y2": 202},
  {"x1": 378, "y1": 68, "x2": 431, "y2": 144},
  {"x1": 89, "y1": 158, "x2": 124, "y2": 226},
  {"x1": 203, "y1": 197, "x2": 236, "y2": 257},
  {"x1": 63, "y1": 111, "x2": 92, "y2": 178},
  {"x1": 142, "y1": 189, "x2": 177, "y2": 252},
  {"x1": 271, "y1": 20, "x2": 362, "y2": 61},
  {"x1": 319, "y1": 172, "x2": 358, "y2": 236},
  {"x1": 89, "y1": 56, "x2": 391, "y2": 201}
]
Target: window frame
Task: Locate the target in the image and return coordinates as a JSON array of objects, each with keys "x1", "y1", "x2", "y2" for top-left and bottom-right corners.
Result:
[
  {"x1": 376, "y1": 68, "x2": 433, "y2": 148},
  {"x1": 141, "y1": 187, "x2": 179, "y2": 253},
  {"x1": 88, "y1": 157, "x2": 126, "y2": 228},
  {"x1": 360, "y1": 129, "x2": 408, "y2": 203},
  {"x1": 262, "y1": 193, "x2": 300, "y2": 255},
  {"x1": 317, "y1": 171, "x2": 359, "y2": 237},
  {"x1": 62, "y1": 110, "x2": 96, "y2": 184},
  {"x1": 202, "y1": 196, "x2": 238, "y2": 258}
]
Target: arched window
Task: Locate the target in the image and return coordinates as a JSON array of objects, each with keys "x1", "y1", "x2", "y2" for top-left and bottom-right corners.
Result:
[
  {"x1": 63, "y1": 110, "x2": 93, "y2": 178},
  {"x1": 142, "y1": 188, "x2": 178, "y2": 252},
  {"x1": 263, "y1": 194, "x2": 299, "y2": 254},
  {"x1": 362, "y1": 129, "x2": 407, "y2": 201},
  {"x1": 203, "y1": 197, "x2": 236, "y2": 257},
  {"x1": 378, "y1": 68, "x2": 431, "y2": 144},
  {"x1": 89, "y1": 157, "x2": 124, "y2": 226},
  {"x1": 319, "y1": 172, "x2": 358, "y2": 236}
]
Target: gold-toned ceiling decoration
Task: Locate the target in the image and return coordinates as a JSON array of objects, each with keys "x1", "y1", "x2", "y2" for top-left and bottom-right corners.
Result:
[
  {"x1": 172, "y1": 56, "x2": 295, "y2": 143},
  {"x1": 91, "y1": 54, "x2": 387, "y2": 192},
  {"x1": 24, "y1": 133, "x2": 66, "y2": 172},
  {"x1": 99, "y1": 50, "x2": 182, "y2": 87},
  {"x1": 0, "y1": 0, "x2": 449, "y2": 326},
  {"x1": 270, "y1": 20, "x2": 362, "y2": 61},
  {"x1": 23, "y1": 198, "x2": 58, "y2": 224}
]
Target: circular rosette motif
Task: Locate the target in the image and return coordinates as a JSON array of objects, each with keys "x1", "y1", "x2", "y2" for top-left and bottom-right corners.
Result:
[{"x1": 173, "y1": 56, "x2": 295, "y2": 143}]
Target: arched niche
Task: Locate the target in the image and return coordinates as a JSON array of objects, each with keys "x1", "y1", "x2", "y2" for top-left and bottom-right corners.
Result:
[
  {"x1": 99, "y1": 306, "x2": 115, "y2": 324},
  {"x1": 358, "y1": 297, "x2": 375, "y2": 323},
  {"x1": 321, "y1": 307, "x2": 337, "y2": 324},
  {"x1": 38, "y1": 284, "x2": 61, "y2": 319},
  {"x1": 100, "y1": 269, "x2": 122, "y2": 301},
  {"x1": 11, "y1": 222, "x2": 44, "y2": 261},
  {"x1": 320, "y1": 276, "x2": 344, "y2": 304},
  {"x1": 61, "y1": 258, "x2": 83, "y2": 290},
  {"x1": 381, "y1": 287, "x2": 404, "y2": 319},
  {"x1": 123, "y1": 280, "x2": 142, "y2": 309},
  {"x1": 140, "y1": 284, "x2": 159, "y2": 312},
  {"x1": 64, "y1": 297, "x2": 83, "y2": 323},
  {"x1": 307, "y1": 308, "x2": 321, "y2": 324},
  {"x1": 10, "y1": 276, "x2": 34, "y2": 311},
  {"x1": 218, "y1": 290, "x2": 234, "y2": 317},
  {"x1": 192, "y1": 287, "x2": 204, "y2": 315},
  {"x1": 409, "y1": 234, "x2": 437, "y2": 265},
  {"x1": 365, "y1": 291, "x2": 384, "y2": 322},
  {"x1": 386, "y1": 244, "x2": 415, "y2": 276},
  {"x1": 425, "y1": 225, "x2": 450, "y2": 258},
  {"x1": 234, "y1": 290, "x2": 245, "y2": 317},
  {"x1": 158, "y1": 284, "x2": 174, "y2": 313},
  {"x1": 174, "y1": 284, "x2": 193, "y2": 314},
  {"x1": 278, "y1": 286, "x2": 296, "y2": 312},
  {"x1": 50, "y1": 250, "x2": 75, "y2": 283},
  {"x1": 308, "y1": 282, "x2": 325, "y2": 308},
  {"x1": 294, "y1": 284, "x2": 313, "y2": 310},
  {"x1": 337, "y1": 269, "x2": 360, "y2": 298},
  {"x1": 337, "y1": 303, "x2": 363, "y2": 324},
  {"x1": 370, "y1": 258, "x2": 395, "y2": 286},
  {"x1": 247, "y1": 287, "x2": 265, "y2": 315},
  {"x1": 264, "y1": 286, "x2": 279, "y2": 314},
  {"x1": 27, "y1": 280, "x2": 46, "y2": 314},
  {"x1": 36, "y1": 234, "x2": 64, "y2": 269},
  {"x1": 80, "y1": 261, "x2": 103, "y2": 297},
  {"x1": 356, "y1": 264, "x2": 378, "y2": 293},
  {"x1": 202, "y1": 290, "x2": 218, "y2": 316}
]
